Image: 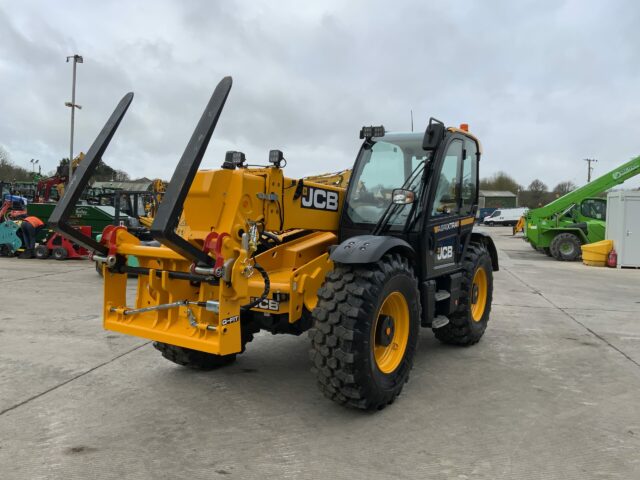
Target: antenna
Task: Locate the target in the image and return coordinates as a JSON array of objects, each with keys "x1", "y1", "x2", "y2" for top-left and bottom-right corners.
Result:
[{"x1": 410, "y1": 109, "x2": 414, "y2": 132}]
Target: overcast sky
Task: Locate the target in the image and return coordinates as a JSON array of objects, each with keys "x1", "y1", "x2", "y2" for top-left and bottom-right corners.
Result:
[{"x1": 2, "y1": 0, "x2": 640, "y2": 189}]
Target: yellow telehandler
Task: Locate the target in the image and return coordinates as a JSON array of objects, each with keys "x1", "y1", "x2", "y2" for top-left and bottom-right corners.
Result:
[{"x1": 50, "y1": 77, "x2": 498, "y2": 410}]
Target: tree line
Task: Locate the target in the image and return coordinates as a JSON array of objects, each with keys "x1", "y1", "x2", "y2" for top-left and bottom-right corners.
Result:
[
  {"x1": 0, "y1": 146, "x2": 130, "y2": 184},
  {"x1": 480, "y1": 171, "x2": 579, "y2": 208}
]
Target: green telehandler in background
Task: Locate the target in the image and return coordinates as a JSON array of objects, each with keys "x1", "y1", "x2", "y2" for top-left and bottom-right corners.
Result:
[{"x1": 522, "y1": 156, "x2": 640, "y2": 261}]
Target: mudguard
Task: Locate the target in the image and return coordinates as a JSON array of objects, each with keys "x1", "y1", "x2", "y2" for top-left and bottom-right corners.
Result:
[
  {"x1": 470, "y1": 231, "x2": 499, "y2": 271},
  {"x1": 329, "y1": 235, "x2": 415, "y2": 264}
]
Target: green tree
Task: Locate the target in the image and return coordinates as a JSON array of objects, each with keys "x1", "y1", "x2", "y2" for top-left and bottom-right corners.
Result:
[
  {"x1": 52, "y1": 157, "x2": 130, "y2": 182},
  {"x1": 0, "y1": 146, "x2": 32, "y2": 182},
  {"x1": 479, "y1": 171, "x2": 521, "y2": 194}
]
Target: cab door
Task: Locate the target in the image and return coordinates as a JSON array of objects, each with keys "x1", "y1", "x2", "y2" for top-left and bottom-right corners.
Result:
[{"x1": 423, "y1": 135, "x2": 478, "y2": 278}]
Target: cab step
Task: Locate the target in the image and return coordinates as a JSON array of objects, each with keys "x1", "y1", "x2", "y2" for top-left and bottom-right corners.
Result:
[
  {"x1": 432, "y1": 315, "x2": 450, "y2": 329},
  {"x1": 434, "y1": 290, "x2": 450, "y2": 302}
]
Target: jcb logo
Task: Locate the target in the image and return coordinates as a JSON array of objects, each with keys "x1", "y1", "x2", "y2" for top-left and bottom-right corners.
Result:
[
  {"x1": 250, "y1": 297, "x2": 280, "y2": 311},
  {"x1": 301, "y1": 187, "x2": 339, "y2": 211},
  {"x1": 436, "y1": 245, "x2": 453, "y2": 261}
]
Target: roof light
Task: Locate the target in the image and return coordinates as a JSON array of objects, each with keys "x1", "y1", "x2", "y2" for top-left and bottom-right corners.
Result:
[
  {"x1": 222, "y1": 151, "x2": 246, "y2": 169},
  {"x1": 268, "y1": 149, "x2": 284, "y2": 167},
  {"x1": 359, "y1": 125, "x2": 385, "y2": 139},
  {"x1": 459, "y1": 123, "x2": 469, "y2": 132}
]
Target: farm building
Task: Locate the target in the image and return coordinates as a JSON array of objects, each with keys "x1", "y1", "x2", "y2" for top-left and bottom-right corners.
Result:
[{"x1": 479, "y1": 190, "x2": 517, "y2": 208}]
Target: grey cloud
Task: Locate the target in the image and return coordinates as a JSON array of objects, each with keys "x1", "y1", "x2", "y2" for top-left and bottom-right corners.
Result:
[{"x1": 1, "y1": 0, "x2": 640, "y2": 189}]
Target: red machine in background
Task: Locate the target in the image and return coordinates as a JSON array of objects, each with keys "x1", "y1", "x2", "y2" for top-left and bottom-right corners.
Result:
[
  {"x1": 33, "y1": 153, "x2": 85, "y2": 203},
  {"x1": 0, "y1": 198, "x2": 27, "y2": 218},
  {"x1": 34, "y1": 176, "x2": 66, "y2": 203},
  {"x1": 34, "y1": 225, "x2": 92, "y2": 260}
]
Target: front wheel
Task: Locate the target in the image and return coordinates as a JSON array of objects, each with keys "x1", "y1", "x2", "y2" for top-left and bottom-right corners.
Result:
[
  {"x1": 34, "y1": 245, "x2": 50, "y2": 259},
  {"x1": 153, "y1": 327, "x2": 256, "y2": 370},
  {"x1": 550, "y1": 233, "x2": 581, "y2": 261},
  {"x1": 309, "y1": 254, "x2": 421, "y2": 410},
  {"x1": 153, "y1": 342, "x2": 238, "y2": 370},
  {"x1": 434, "y1": 242, "x2": 493, "y2": 346}
]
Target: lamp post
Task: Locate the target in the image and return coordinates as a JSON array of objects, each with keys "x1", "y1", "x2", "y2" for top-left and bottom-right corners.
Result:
[
  {"x1": 65, "y1": 54, "x2": 83, "y2": 183},
  {"x1": 29, "y1": 158, "x2": 39, "y2": 174}
]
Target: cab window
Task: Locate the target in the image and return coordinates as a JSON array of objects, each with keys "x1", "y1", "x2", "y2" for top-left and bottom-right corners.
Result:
[
  {"x1": 431, "y1": 140, "x2": 462, "y2": 217},
  {"x1": 460, "y1": 139, "x2": 478, "y2": 215},
  {"x1": 581, "y1": 198, "x2": 607, "y2": 220}
]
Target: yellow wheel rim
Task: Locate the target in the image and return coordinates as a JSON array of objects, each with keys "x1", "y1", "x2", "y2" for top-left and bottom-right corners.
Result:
[
  {"x1": 471, "y1": 267, "x2": 488, "y2": 322},
  {"x1": 373, "y1": 291, "x2": 410, "y2": 374}
]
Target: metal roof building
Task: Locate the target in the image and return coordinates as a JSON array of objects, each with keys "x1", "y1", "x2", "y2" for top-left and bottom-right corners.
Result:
[
  {"x1": 91, "y1": 181, "x2": 153, "y2": 192},
  {"x1": 479, "y1": 190, "x2": 517, "y2": 208}
]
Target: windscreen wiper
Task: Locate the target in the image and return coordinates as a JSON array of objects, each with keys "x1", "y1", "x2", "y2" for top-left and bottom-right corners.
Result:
[{"x1": 371, "y1": 161, "x2": 425, "y2": 236}]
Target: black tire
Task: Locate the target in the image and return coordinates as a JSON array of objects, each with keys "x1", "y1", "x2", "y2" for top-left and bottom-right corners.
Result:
[
  {"x1": 52, "y1": 246, "x2": 68, "y2": 260},
  {"x1": 34, "y1": 245, "x2": 50, "y2": 259},
  {"x1": 485, "y1": 221, "x2": 494, "y2": 227},
  {"x1": 153, "y1": 342, "x2": 237, "y2": 370},
  {"x1": 434, "y1": 242, "x2": 493, "y2": 346},
  {"x1": 550, "y1": 233, "x2": 581, "y2": 261},
  {"x1": 309, "y1": 253, "x2": 421, "y2": 410},
  {"x1": 543, "y1": 247, "x2": 552, "y2": 257},
  {"x1": 153, "y1": 328, "x2": 255, "y2": 370}
]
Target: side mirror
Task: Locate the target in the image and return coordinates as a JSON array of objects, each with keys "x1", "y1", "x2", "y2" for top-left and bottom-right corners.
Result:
[
  {"x1": 422, "y1": 117, "x2": 445, "y2": 151},
  {"x1": 392, "y1": 189, "x2": 415, "y2": 205}
]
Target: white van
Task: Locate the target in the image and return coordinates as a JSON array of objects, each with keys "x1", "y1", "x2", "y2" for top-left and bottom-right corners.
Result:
[{"x1": 483, "y1": 207, "x2": 527, "y2": 226}]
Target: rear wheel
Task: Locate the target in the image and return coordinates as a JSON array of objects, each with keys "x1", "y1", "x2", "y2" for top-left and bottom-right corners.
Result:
[
  {"x1": 309, "y1": 253, "x2": 420, "y2": 410},
  {"x1": 550, "y1": 233, "x2": 581, "y2": 261},
  {"x1": 434, "y1": 242, "x2": 493, "y2": 346},
  {"x1": 52, "y1": 246, "x2": 68, "y2": 260}
]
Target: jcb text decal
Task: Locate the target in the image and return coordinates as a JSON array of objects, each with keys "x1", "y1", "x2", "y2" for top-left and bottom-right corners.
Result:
[
  {"x1": 301, "y1": 187, "x2": 339, "y2": 211},
  {"x1": 436, "y1": 245, "x2": 454, "y2": 261},
  {"x1": 250, "y1": 297, "x2": 280, "y2": 311}
]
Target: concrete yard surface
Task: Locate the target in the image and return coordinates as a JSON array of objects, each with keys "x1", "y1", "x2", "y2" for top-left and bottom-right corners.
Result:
[{"x1": 1, "y1": 226, "x2": 639, "y2": 479}]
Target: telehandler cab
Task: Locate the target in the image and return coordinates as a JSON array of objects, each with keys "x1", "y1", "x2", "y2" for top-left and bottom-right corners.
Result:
[{"x1": 50, "y1": 77, "x2": 498, "y2": 410}]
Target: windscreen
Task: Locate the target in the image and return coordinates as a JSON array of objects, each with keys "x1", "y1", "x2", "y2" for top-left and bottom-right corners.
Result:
[{"x1": 346, "y1": 133, "x2": 430, "y2": 227}]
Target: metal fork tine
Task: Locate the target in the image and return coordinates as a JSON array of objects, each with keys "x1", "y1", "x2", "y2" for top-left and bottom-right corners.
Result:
[
  {"x1": 49, "y1": 92, "x2": 134, "y2": 255},
  {"x1": 150, "y1": 76, "x2": 233, "y2": 265}
]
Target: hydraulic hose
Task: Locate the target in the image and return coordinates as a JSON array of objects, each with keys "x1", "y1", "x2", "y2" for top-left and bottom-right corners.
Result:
[
  {"x1": 261, "y1": 231, "x2": 281, "y2": 244},
  {"x1": 240, "y1": 262, "x2": 270, "y2": 311}
]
